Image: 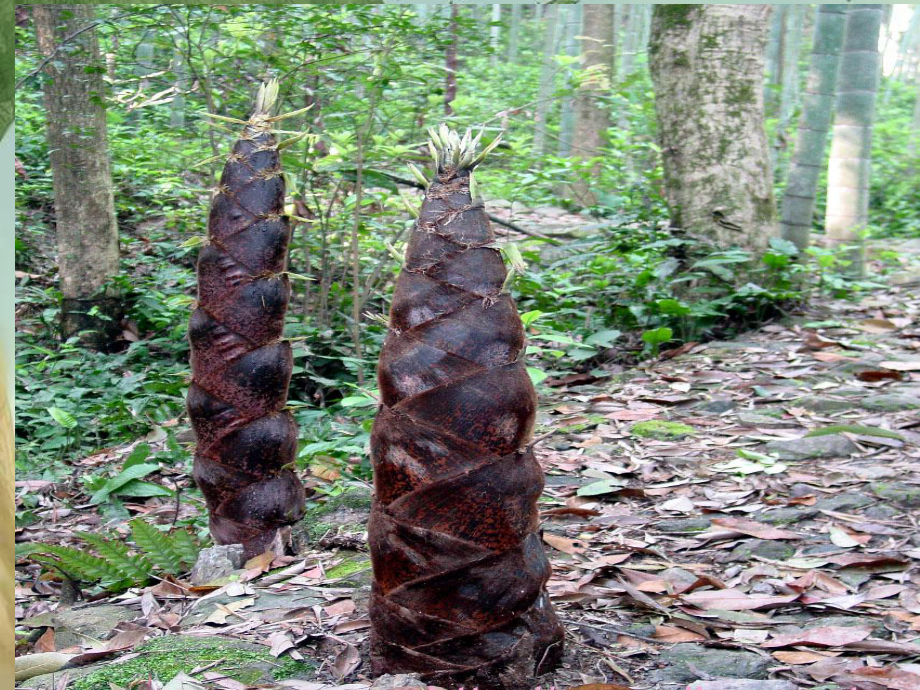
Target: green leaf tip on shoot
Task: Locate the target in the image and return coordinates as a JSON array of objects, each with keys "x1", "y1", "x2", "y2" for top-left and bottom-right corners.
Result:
[
  {"x1": 408, "y1": 163, "x2": 429, "y2": 189},
  {"x1": 399, "y1": 191, "x2": 420, "y2": 218}
]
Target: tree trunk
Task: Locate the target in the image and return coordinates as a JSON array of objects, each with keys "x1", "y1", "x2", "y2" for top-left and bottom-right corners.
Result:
[
  {"x1": 557, "y1": 4, "x2": 582, "y2": 157},
  {"x1": 368, "y1": 128, "x2": 564, "y2": 690},
  {"x1": 570, "y1": 3, "x2": 615, "y2": 206},
  {"x1": 533, "y1": 4, "x2": 560, "y2": 159},
  {"x1": 765, "y1": 5, "x2": 786, "y2": 116},
  {"x1": 826, "y1": 4, "x2": 883, "y2": 277},
  {"x1": 490, "y1": 4, "x2": 501, "y2": 67},
  {"x1": 444, "y1": 4, "x2": 458, "y2": 116},
  {"x1": 33, "y1": 4, "x2": 122, "y2": 350},
  {"x1": 781, "y1": 4, "x2": 847, "y2": 250},
  {"x1": 649, "y1": 4, "x2": 778, "y2": 253},
  {"x1": 188, "y1": 82, "x2": 305, "y2": 559},
  {"x1": 773, "y1": 5, "x2": 804, "y2": 175},
  {"x1": 507, "y1": 3, "x2": 521, "y2": 64},
  {"x1": 169, "y1": 45, "x2": 188, "y2": 128}
]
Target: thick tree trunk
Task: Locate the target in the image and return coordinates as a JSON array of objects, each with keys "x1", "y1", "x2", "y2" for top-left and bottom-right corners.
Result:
[
  {"x1": 507, "y1": 3, "x2": 521, "y2": 64},
  {"x1": 649, "y1": 4, "x2": 778, "y2": 253},
  {"x1": 33, "y1": 4, "x2": 121, "y2": 350},
  {"x1": 570, "y1": 3, "x2": 615, "y2": 206},
  {"x1": 533, "y1": 4, "x2": 559, "y2": 158},
  {"x1": 368, "y1": 129, "x2": 563, "y2": 690},
  {"x1": 826, "y1": 4, "x2": 883, "y2": 277},
  {"x1": 781, "y1": 5, "x2": 847, "y2": 250}
]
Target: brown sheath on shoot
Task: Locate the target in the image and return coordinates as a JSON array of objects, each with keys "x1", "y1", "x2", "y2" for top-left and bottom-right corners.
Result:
[
  {"x1": 368, "y1": 126, "x2": 564, "y2": 689},
  {"x1": 188, "y1": 81, "x2": 305, "y2": 559}
]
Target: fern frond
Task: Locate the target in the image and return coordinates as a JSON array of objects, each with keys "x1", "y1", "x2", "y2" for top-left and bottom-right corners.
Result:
[
  {"x1": 129, "y1": 520, "x2": 183, "y2": 574},
  {"x1": 33, "y1": 545, "x2": 126, "y2": 584},
  {"x1": 77, "y1": 532, "x2": 152, "y2": 582},
  {"x1": 168, "y1": 529, "x2": 202, "y2": 570}
]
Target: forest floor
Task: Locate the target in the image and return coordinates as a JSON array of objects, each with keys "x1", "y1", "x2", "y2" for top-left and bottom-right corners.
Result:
[{"x1": 15, "y1": 234, "x2": 920, "y2": 690}]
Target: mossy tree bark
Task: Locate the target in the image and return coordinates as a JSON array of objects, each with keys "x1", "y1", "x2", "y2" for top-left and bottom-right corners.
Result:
[
  {"x1": 781, "y1": 5, "x2": 847, "y2": 250},
  {"x1": 825, "y1": 4, "x2": 883, "y2": 277},
  {"x1": 649, "y1": 4, "x2": 778, "y2": 253},
  {"x1": 570, "y1": 3, "x2": 614, "y2": 207},
  {"x1": 33, "y1": 4, "x2": 122, "y2": 350},
  {"x1": 368, "y1": 129, "x2": 564, "y2": 689}
]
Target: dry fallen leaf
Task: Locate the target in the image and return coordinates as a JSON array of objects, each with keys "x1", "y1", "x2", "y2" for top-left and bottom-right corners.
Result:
[
  {"x1": 543, "y1": 533, "x2": 587, "y2": 555},
  {"x1": 681, "y1": 589, "x2": 799, "y2": 611},
  {"x1": 654, "y1": 625, "x2": 706, "y2": 643},
  {"x1": 203, "y1": 597, "x2": 255, "y2": 625},
  {"x1": 763, "y1": 625, "x2": 871, "y2": 648},
  {"x1": 772, "y1": 650, "x2": 837, "y2": 665},
  {"x1": 710, "y1": 517, "x2": 802, "y2": 540}
]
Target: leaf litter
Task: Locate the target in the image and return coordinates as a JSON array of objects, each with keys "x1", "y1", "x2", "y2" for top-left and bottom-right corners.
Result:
[{"x1": 13, "y1": 272, "x2": 920, "y2": 688}]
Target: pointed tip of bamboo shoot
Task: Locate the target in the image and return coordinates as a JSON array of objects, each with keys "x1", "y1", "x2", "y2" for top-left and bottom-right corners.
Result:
[
  {"x1": 427, "y1": 124, "x2": 502, "y2": 174},
  {"x1": 254, "y1": 78, "x2": 281, "y2": 117}
]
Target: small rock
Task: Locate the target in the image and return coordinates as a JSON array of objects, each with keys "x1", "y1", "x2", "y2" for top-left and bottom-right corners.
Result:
[
  {"x1": 50, "y1": 604, "x2": 137, "y2": 648},
  {"x1": 190, "y1": 544, "x2": 245, "y2": 586},
  {"x1": 726, "y1": 539, "x2": 796, "y2": 563},
  {"x1": 698, "y1": 399, "x2": 738, "y2": 414},
  {"x1": 813, "y1": 492, "x2": 874, "y2": 512},
  {"x1": 656, "y1": 517, "x2": 713, "y2": 533},
  {"x1": 371, "y1": 674, "x2": 427, "y2": 689},
  {"x1": 759, "y1": 507, "x2": 815, "y2": 526},
  {"x1": 793, "y1": 396, "x2": 856, "y2": 413},
  {"x1": 871, "y1": 482, "x2": 920, "y2": 509},
  {"x1": 655, "y1": 643, "x2": 770, "y2": 683},
  {"x1": 862, "y1": 393, "x2": 920, "y2": 412},
  {"x1": 688, "y1": 681, "x2": 796, "y2": 690},
  {"x1": 763, "y1": 434, "x2": 859, "y2": 460},
  {"x1": 737, "y1": 412, "x2": 800, "y2": 428}
]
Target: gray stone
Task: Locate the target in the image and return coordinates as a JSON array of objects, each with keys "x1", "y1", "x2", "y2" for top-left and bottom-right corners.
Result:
[
  {"x1": 186, "y1": 588, "x2": 324, "y2": 626},
  {"x1": 48, "y1": 604, "x2": 137, "y2": 649},
  {"x1": 654, "y1": 644, "x2": 770, "y2": 684},
  {"x1": 687, "y1": 682, "x2": 796, "y2": 690},
  {"x1": 726, "y1": 539, "x2": 796, "y2": 563},
  {"x1": 190, "y1": 544, "x2": 245, "y2": 586},
  {"x1": 698, "y1": 399, "x2": 738, "y2": 414},
  {"x1": 656, "y1": 517, "x2": 713, "y2": 533},
  {"x1": 871, "y1": 482, "x2": 920, "y2": 509},
  {"x1": 862, "y1": 393, "x2": 920, "y2": 412},
  {"x1": 793, "y1": 396, "x2": 857, "y2": 413},
  {"x1": 759, "y1": 507, "x2": 815, "y2": 526},
  {"x1": 737, "y1": 412, "x2": 800, "y2": 428},
  {"x1": 813, "y1": 492, "x2": 875, "y2": 512},
  {"x1": 863, "y1": 504, "x2": 900, "y2": 519},
  {"x1": 763, "y1": 434, "x2": 859, "y2": 460},
  {"x1": 371, "y1": 674, "x2": 428, "y2": 689},
  {"x1": 661, "y1": 567, "x2": 700, "y2": 588}
]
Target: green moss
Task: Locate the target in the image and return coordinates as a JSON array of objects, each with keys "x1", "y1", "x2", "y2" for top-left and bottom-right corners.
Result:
[
  {"x1": 296, "y1": 486, "x2": 372, "y2": 544},
  {"x1": 326, "y1": 555, "x2": 371, "y2": 580},
  {"x1": 726, "y1": 82, "x2": 755, "y2": 106},
  {"x1": 630, "y1": 420, "x2": 696, "y2": 440},
  {"x1": 655, "y1": 4, "x2": 696, "y2": 31},
  {"x1": 72, "y1": 635, "x2": 312, "y2": 690}
]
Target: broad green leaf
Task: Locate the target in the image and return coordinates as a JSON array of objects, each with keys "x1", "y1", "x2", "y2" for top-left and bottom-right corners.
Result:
[
  {"x1": 90, "y1": 463, "x2": 160, "y2": 505},
  {"x1": 47, "y1": 407, "x2": 77, "y2": 429}
]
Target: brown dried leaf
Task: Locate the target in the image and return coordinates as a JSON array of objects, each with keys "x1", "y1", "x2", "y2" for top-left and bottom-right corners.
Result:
[{"x1": 709, "y1": 517, "x2": 802, "y2": 540}]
